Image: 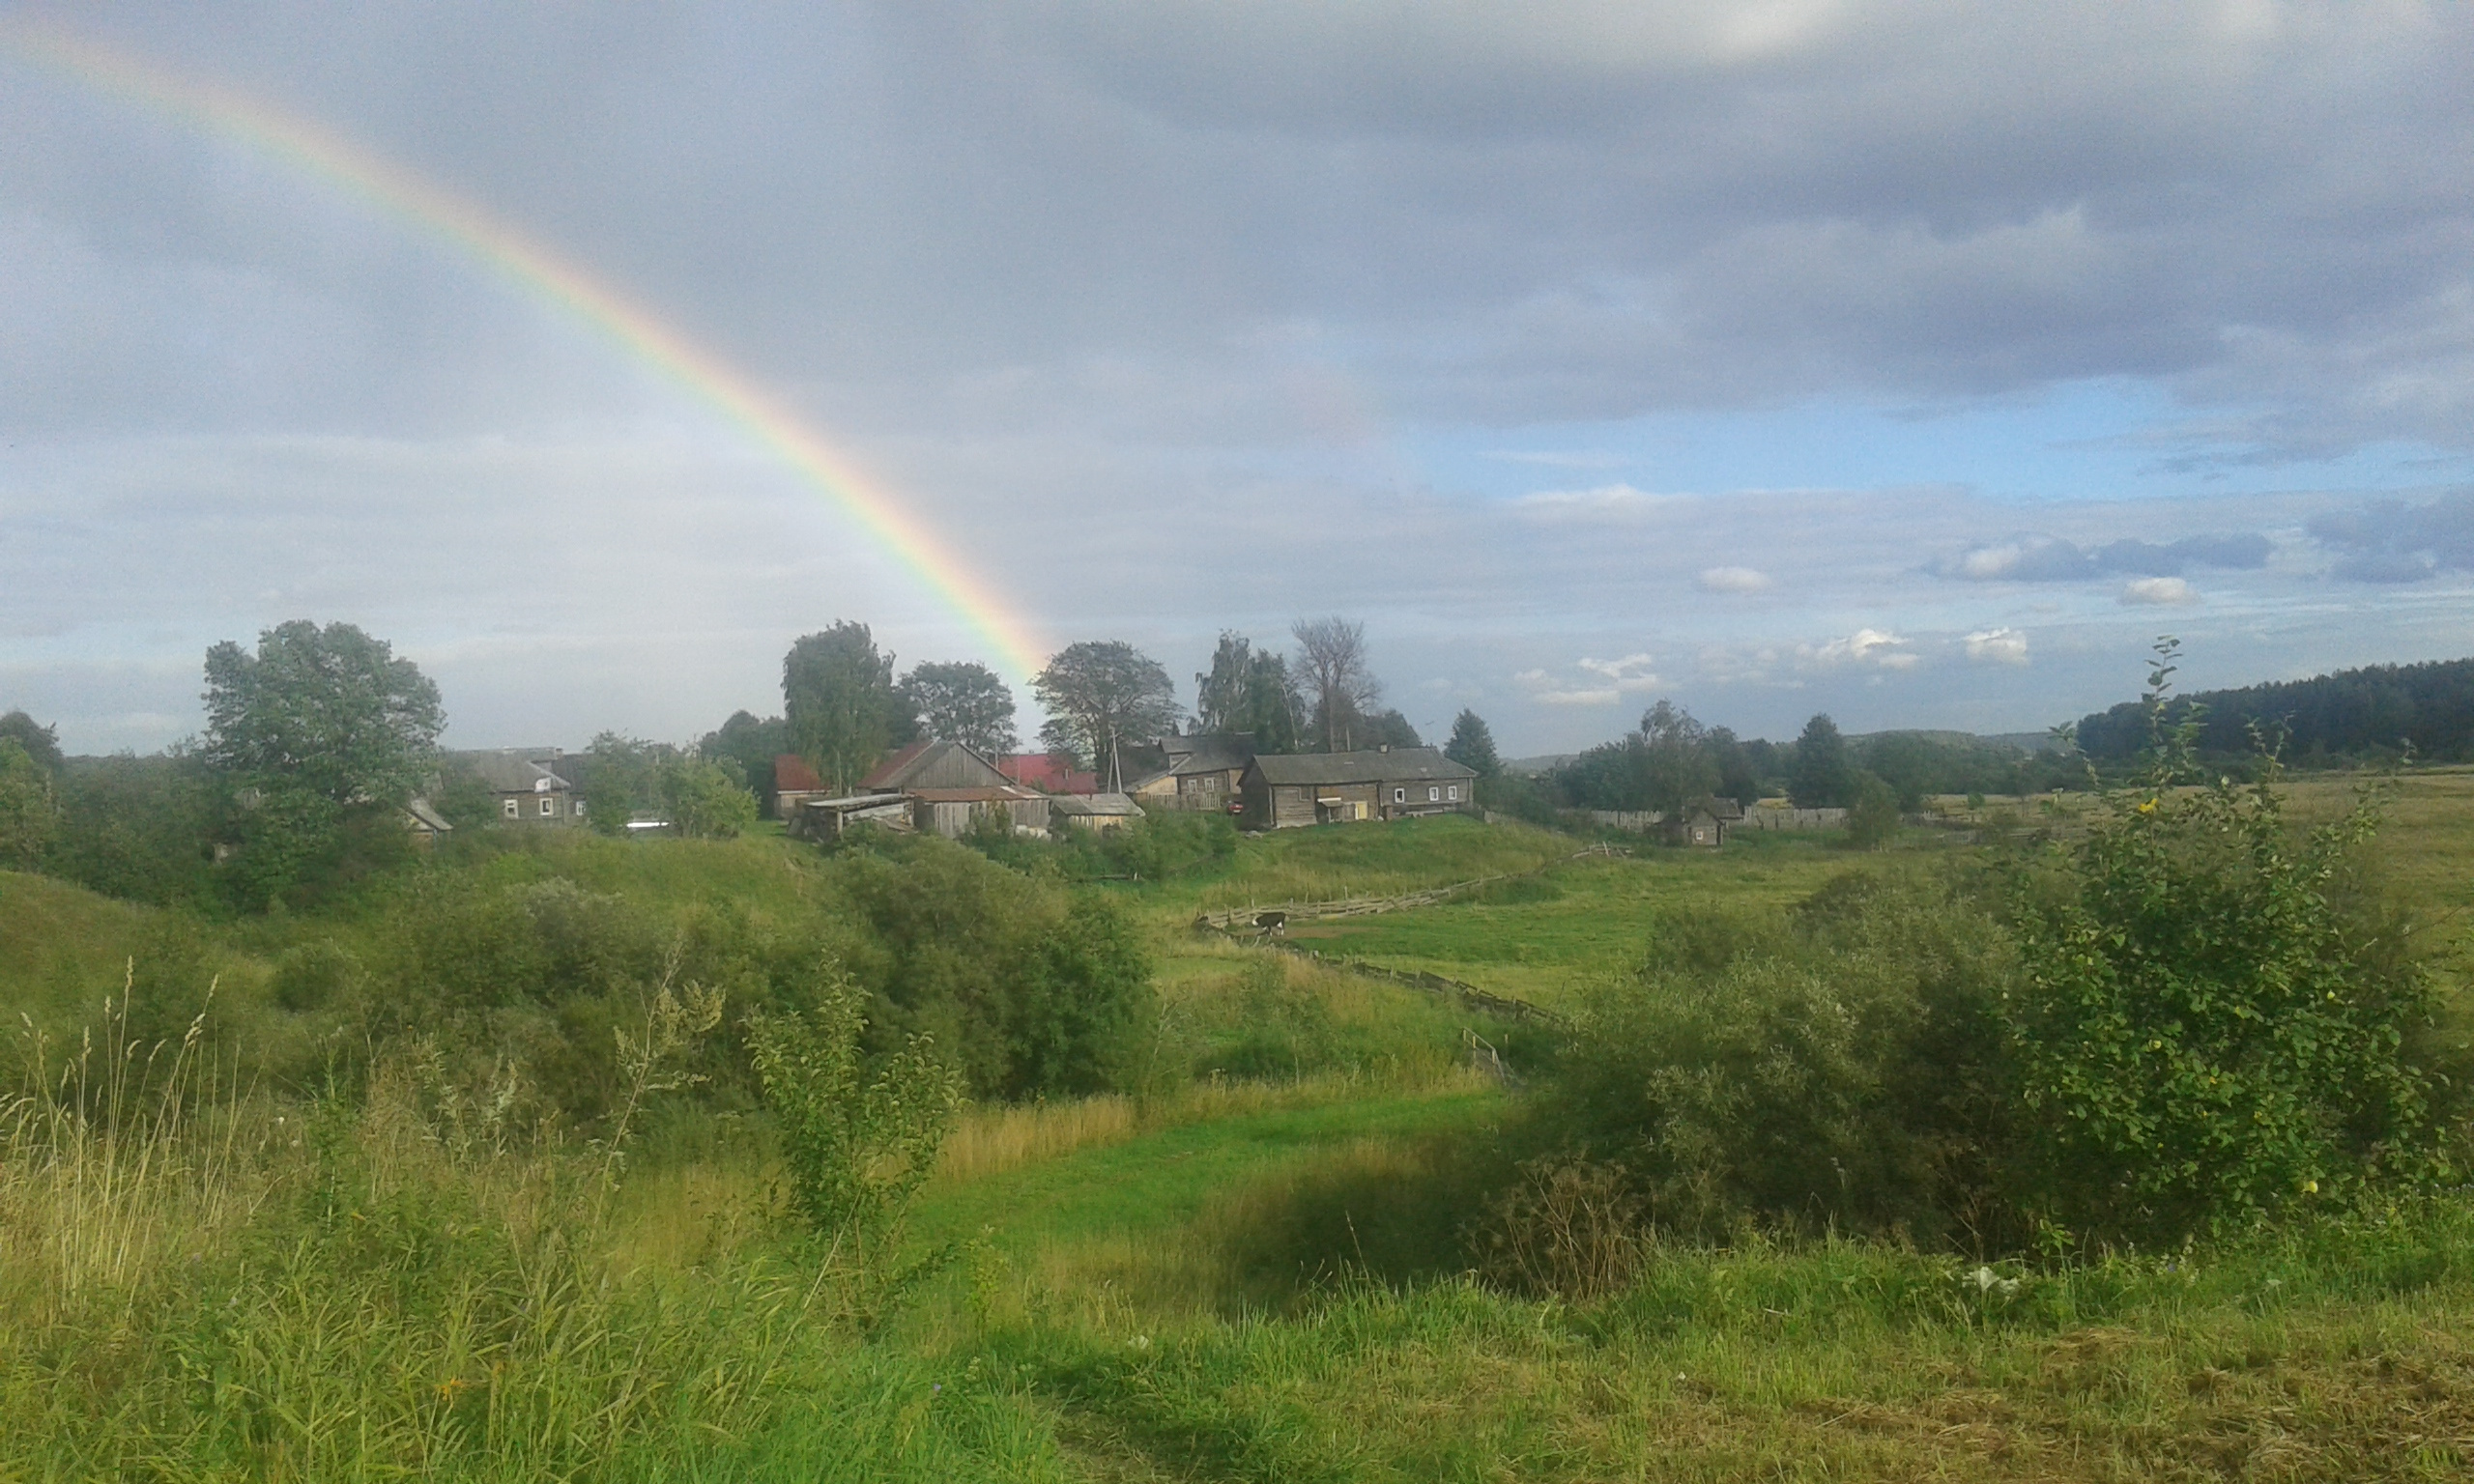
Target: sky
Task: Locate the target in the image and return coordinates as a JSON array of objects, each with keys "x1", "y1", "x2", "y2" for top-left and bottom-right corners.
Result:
[{"x1": 3, "y1": 1, "x2": 2471, "y2": 758}]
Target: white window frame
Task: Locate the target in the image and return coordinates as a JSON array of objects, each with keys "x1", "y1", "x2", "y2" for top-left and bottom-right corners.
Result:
[
  {"x1": 572, "y1": 798, "x2": 585, "y2": 817},
  {"x1": 1447, "y1": 785, "x2": 1459, "y2": 801},
  {"x1": 540, "y1": 795, "x2": 557, "y2": 817},
  {"x1": 1427, "y1": 785, "x2": 1440, "y2": 802},
  {"x1": 502, "y1": 798, "x2": 519, "y2": 819},
  {"x1": 1393, "y1": 786, "x2": 1405, "y2": 803}
]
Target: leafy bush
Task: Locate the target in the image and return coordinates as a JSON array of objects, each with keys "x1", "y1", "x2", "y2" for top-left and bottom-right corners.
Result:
[
  {"x1": 746, "y1": 963, "x2": 962, "y2": 1318},
  {"x1": 1520, "y1": 642, "x2": 2452, "y2": 1256},
  {"x1": 820, "y1": 836, "x2": 1156, "y2": 1100},
  {"x1": 1532, "y1": 872, "x2": 2017, "y2": 1247},
  {"x1": 2001, "y1": 646, "x2": 2439, "y2": 1243}
]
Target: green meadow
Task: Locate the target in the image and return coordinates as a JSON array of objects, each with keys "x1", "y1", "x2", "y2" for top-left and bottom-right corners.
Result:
[{"x1": 6, "y1": 783, "x2": 2474, "y2": 1479}]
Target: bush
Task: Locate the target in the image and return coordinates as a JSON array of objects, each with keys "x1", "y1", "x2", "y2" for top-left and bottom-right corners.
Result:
[
  {"x1": 820, "y1": 835, "x2": 1157, "y2": 1100},
  {"x1": 2003, "y1": 773, "x2": 2437, "y2": 1244},
  {"x1": 1531, "y1": 872, "x2": 2017, "y2": 1246},
  {"x1": 1519, "y1": 643, "x2": 2453, "y2": 1257}
]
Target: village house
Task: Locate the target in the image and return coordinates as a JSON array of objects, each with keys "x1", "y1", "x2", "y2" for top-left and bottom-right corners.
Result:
[
  {"x1": 1126, "y1": 732, "x2": 1255, "y2": 812},
  {"x1": 464, "y1": 749, "x2": 586, "y2": 826},
  {"x1": 786, "y1": 738, "x2": 1052, "y2": 841},
  {"x1": 1239, "y1": 745, "x2": 1479, "y2": 830}
]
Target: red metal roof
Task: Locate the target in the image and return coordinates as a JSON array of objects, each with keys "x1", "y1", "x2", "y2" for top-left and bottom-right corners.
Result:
[
  {"x1": 998, "y1": 753, "x2": 1099, "y2": 794},
  {"x1": 773, "y1": 753, "x2": 822, "y2": 791}
]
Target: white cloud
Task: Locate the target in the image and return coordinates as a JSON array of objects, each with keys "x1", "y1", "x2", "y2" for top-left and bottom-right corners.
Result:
[
  {"x1": 1957, "y1": 544, "x2": 2022, "y2": 579},
  {"x1": 1534, "y1": 687, "x2": 1622, "y2": 705},
  {"x1": 1964, "y1": 627, "x2": 2030, "y2": 665},
  {"x1": 1509, "y1": 484, "x2": 1686, "y2": 521},
  {"x1": 1697, "y1": 565, "x2": 1771, "y2": 593},
  {"x1": 2120, "y1": 576, "x2": 2197, "y2": 605},
  {"x1": 1811, "y1": 627, "x2": 1913, "y2": 668},
  {"x1": 1575, "y1": 652, "x2": 1660, "y2": 692}
]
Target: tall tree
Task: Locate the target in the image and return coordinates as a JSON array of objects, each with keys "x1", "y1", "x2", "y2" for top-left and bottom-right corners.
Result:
[
  {"x1": 1789, "y1": 712, "x2": 1855, "y2": 808},
  {"x1": 201, "y1": 620, "x2": 444, "y2": 905},
  {"x1": 901, "y1": 661, "x2": 1020, "y2": 756},
  {"x1": 1290, "y1": 615, "x2": 1382, "y2": 753},
  {"x1": 1033, "y1": 642, "x2": 1181, "y2": 789},
  {"x1": 698, "y1": 709, "x2": 790, "y2": 814},
  {"x1": 783, "y1": 622, "x2": 908, "y2": 793},
  {"x1": 0, "y1": 737, "x2": 58, "y2": 869},
  {"x1": 1194, "y1": 633, "x2": 1302, "y2": 753},
  {"x1": 1365, "y1": 709, "x2": 1423, "y2": 748},
  {"x1": 0, "y1": 711, "x2": 64, "y2": 776},
  {"x1": 203, "y1": 621, "x2": 445, "y2": 812},
  {"x1": 1638, "y1": 699, "x2": 1720, "y2": 814},
  {"x1": 1444, "y1": 709, "x2": 1501, "y2": 779}
]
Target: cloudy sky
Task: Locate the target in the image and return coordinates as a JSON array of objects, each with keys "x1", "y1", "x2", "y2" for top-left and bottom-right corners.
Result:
[{"x1": 4, "y1": 1, "x2": 2471, "y2": 756}]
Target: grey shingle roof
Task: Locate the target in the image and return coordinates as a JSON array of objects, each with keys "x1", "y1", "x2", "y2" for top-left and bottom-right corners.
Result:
[{"x1": 1248, "y1": 747, "x2": 1477, "y2": 786}]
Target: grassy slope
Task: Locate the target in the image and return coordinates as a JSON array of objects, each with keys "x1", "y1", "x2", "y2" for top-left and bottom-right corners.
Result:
[{"x1": 14, "y1": 785, "x2": 2474, "y2": 1478}]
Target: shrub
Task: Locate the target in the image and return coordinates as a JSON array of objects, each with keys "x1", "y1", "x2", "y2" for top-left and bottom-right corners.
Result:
[
  {"x1": 820, "y1": 836, "x2": 1156, "y2": 1099},
  {"x1": 745, "y1": 962, "x2": 962, "y2": 1316},
  {"x1": 1533, "y1": 873, "x2": 2018, "y2": 1246},
  {"x1": 2001, "y1": 646, "x2": 2439, "y2": 1243}
]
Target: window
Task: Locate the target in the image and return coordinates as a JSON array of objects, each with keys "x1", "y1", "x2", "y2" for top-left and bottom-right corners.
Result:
[
  {"x1": 540, "y1": 796, "x2": 556, "y2": 817},
  {"x1": 572, "y1": 798, "x2": 585, "y2": 817},
  {"x1": 1427, "y1": 786, "x2": 1440, "y2": 802},
  {"x1": 502, "y1": 798, "x2": 519, "y2": 819},
  {"x1": 1447, "y1": 785, "x2": 1459, "y2": 801},
  {"x1": 1393, "y1": 787, "x2": 1405, "y2": 803}
]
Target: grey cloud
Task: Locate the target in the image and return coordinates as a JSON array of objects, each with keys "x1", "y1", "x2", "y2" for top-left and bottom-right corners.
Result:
[
  {"x1": 2309, "y1": 491, "x2": 2474, "y2": 583},
  {"x1": 6, "y1": 2, "x2": 2468, "y2": 457},
  {"x1": 1935, "y1": 532, "x2": 2272, "y2": 583}
]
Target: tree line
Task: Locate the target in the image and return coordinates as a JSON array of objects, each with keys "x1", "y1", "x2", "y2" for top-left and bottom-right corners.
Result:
[{"x1": 2073, "y1": 653, "x2": 2474, "y2": 766}]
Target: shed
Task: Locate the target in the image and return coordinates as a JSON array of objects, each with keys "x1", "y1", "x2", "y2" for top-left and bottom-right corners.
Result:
[
  {"x1": 1051, "y1": 791, "x2": 1145, "y2": 833},
  {"x1": 906, "y1": 785, "x2": 1050, "y2": 839},
  {"x1": 1664, "y1": 795, "x2": 1745, "y2": 848},
  {"x1": 862, "y1": 739, "x2": 1014, "y2": 792}
]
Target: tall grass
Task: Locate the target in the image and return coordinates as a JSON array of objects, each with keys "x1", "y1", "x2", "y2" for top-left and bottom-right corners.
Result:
[{"x1": 0, "y1": 991, "x2": 1065, "y2": 1481}]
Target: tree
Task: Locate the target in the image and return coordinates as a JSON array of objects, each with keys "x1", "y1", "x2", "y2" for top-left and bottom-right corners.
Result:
[
  {"x1": 203, "y1": 621, "x2": 445, "y2": 813},
  {"x1": 1444, "y1": 709, "x2": 1501, "y2": 779},
  {"x1": 784, "y1": 622, "x2": 909, "y2": 793},
  {"x1": 1194, "y1": 633, "x2": 1302, "y2": 753},
  {"x1": 1033, "y1": 642, "x2": 1181, "y2": 789},
  {"x1": 1638, "y1": 700, "x2": 1720, "y2": 816},
  {"x1": 1845, "y1": 771, "x2": 1902, "y2": 848},
  {"x1": 0, "y1": 737, "x2": 58, "y2": 869},
  {"x1": 1789, "y1": 713, "x2": 1854, "y2": 808},
  {"x1": 699, "y1": 710, "x2": 790, "y2": 814},
  {"x1": 0, "y1": 711, "x2": 64, "y2": 776},
  {"x1": 901, "y1": 661, "x2": 1019, "y2": 756},
  {"x1": 200, "y1": 621, "x2": 444, "y2": 905},
  {"x1": 658, "y1": 753, "x2": 759, "y2": 839},
  {"x1": 1291, "y1": 615, "x2": 1382, "y2": 752}
]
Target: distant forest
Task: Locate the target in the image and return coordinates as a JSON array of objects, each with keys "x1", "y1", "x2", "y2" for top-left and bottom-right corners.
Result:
[{"x1": 2075, "y1": 656, "x2": 2474, "y2": 765}]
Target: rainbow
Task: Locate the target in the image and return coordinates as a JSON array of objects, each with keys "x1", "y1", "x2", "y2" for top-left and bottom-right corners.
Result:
[{"x1": 2, "y1": 22, "x2": 1052, "y2": 680}]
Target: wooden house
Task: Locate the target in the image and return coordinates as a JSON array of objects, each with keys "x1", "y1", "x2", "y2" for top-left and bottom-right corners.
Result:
[
  {"x1": 1127, "y1": 732, "x2": 1256, "y2": 811},
  {"x1": 1240, "y1": 746, "x2": 1478, "y2": 830},
  {"x1": 464, "y1": 749, "x2": 586, "y2": 827}
]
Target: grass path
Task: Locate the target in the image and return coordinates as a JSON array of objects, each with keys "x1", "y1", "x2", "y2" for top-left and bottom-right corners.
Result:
[{"x1": 910, "y1": 1085, "x2": 1499, "y2": 1257}]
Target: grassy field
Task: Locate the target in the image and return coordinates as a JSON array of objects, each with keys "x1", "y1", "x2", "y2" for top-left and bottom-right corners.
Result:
[{"x1": 7, "y1": 776, "x2": 2474, "y2": 1478}]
